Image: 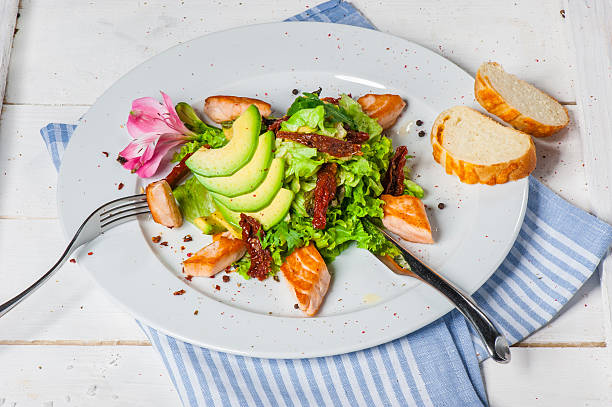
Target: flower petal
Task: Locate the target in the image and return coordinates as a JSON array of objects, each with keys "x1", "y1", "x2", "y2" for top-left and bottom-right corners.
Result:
[
  {"x1": 118, "y1": 139, "x2": 147, "y2": 160},
  {"x1": 135, "y1": 138, "x2": 184, "y2": 178},
  {"x1": 127, "y1": 111, "x2": 174, "y2": 139},
  {"x1": 121, "y1": 156, "x2": 142, "y2": 171},
  {"x1": 160, "y1": 91, "x2": 193, "y2": 135},
  {"x1": 119, "y1": 93, "x2": 196, "y2": 178}
]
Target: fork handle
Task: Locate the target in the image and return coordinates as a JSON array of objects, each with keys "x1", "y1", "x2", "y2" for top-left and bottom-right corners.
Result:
[
  {"x1": 0, "y1": 235, "x2": 77, "y2": 318},
  {"x1": 379, "y1": 229, "x2": 511, "y2": 364}
]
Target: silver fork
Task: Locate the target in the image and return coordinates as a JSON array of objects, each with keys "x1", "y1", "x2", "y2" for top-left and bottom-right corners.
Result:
[
  {"x1": 371, "y1": 223, "x2": 511, "y2": 364},
  {"x1": 0, "y1": 194, "x2": 149, "y2": 318}
]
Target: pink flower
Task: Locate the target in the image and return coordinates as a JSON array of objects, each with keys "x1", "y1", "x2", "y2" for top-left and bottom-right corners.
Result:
[{"x1": 118, "y1": 91, "x2": 196, "y2": 178}]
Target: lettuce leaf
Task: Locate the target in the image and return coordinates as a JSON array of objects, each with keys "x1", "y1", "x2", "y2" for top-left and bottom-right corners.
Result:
[
  {"x1": 172, "y1": 127, "x2": 227, "y2": 162},
  {"x1": 338, "y1": 94, "x2": 382, "y2": 138},
  {"x1": 286, "y1": 92, "x2": 324, "y2": 116},
  {"x1": 287, "y1": 92, "x2": 355, "y2": 129},
  {"x1": 281, "y1": 105, "x2": 325, "y2": 133},
  {"x1": 232, "y1": 93, "x2": 418, "y2": 277},
  {"x1": 232, "y1": 255, "x2": 251, "y2": 280},
  {"x1": 404, "y1": 179, "x2": 425, "y2": 198},
  {"x1": 172, "y1": 177, "x2": 216, "y2": 223},
  {"x1": 274, "y1": 139, "x2": 323, "y2": 184},
  {"x1": 279, "y1": 105, "x2": 337, "y2": 137}
]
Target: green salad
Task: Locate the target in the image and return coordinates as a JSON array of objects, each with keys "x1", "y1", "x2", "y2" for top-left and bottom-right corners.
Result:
[{"x1": 172, "y1": 90, "x2": 423, "y2": 280}]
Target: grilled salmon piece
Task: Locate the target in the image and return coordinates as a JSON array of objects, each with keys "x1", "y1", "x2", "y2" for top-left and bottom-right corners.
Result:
[
  {"x1": 281, "y1": 243, "x2": 331, "y2": 316},
  {"x1": 357, "y1": 94, "x2": 406, "y2": 130},
  {"x1": 381, "y1": 194, "x2": 434, "y2": 244},
  {"x1": 183, "y1": 232, "x2": 246, "y2": 277},
  {"x1": 146, "y1": 180, "x2": 182, "y2": 228},
  {"x1": 204, "y1": 95, "x2": 272, "y2": 123}
]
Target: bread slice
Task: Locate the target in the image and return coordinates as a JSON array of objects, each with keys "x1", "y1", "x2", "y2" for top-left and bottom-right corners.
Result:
[
  {"x1": 431, "y1": 106, "x2": 536, "y2": 185},
  {"x1": 475, "y1": 62, "x2": 569, "y2": 137}
]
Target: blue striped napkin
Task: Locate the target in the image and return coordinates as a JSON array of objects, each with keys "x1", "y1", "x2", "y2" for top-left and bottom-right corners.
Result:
[{"x1": 41, "y1": 1, "x2": 612, "y2": 406}]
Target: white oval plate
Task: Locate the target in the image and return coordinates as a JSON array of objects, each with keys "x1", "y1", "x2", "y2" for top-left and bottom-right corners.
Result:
[{"x1": 58, "y1": 22, "x2": 527, "y2": 358}]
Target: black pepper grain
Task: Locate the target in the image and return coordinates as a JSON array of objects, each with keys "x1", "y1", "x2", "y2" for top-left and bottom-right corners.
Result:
[
  {"x1": 273, "y1": 275, "x2": 280, "y2": 282},
  {"x1": 438, "y1": 203, "x2": 446, "y2": 210},
  {"x1": 415, "y1": 120, "x2": 424, "y2": 126},
  {"x1": 418, "y1": 130, "x2": 426, "y2": 137},
  {"x1": 293, "y1": 304, "x2": 300, "y2": 309},
  {"x1": 292, "y1": 89, "x2": 299, "y2": 95}
]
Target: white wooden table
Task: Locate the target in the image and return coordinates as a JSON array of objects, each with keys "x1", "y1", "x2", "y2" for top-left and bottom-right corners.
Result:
[{"x1": 1, "y1": 1, "x2": 610, "y2": 405}]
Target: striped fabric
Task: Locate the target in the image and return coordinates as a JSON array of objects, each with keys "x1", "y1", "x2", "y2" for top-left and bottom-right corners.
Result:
[
  {"x1": 40, "y1": 123, "x2": 76, "y2": 170},
  {"x1": 41, "y1": 1, "x2": 612, "y2": 406}
]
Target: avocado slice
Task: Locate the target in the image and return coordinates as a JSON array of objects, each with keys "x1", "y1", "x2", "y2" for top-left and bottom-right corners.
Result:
[
  {"x1": 211, "y1": 158, "x2": 284, "y2": 212},
  {"x1": 195, "y1": 131, "x2": 274, "y2": 197},
  {"x1": 186, "y1": 105, "x2": 261, "y2": 177},
  {"x1": 214, "y1": 188, "x2": 294, "y2": 230},
  {"x1": 193, "y1": 215, "x2": 225, "y2": 235}
]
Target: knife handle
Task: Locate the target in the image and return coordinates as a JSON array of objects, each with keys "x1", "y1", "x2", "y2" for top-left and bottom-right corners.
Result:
[{"x1": 378, "y1": 227, "x2": 511, "y2": 364}]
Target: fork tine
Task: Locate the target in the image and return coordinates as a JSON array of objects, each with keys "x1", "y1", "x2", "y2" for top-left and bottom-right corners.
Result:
[
  {"x1": 98, "y1": 194, "x2": 146, "y2": 216},
  {"x1": 100, "y1": 203, "x2": 150, "y2": 224},
  {"x1": 100, "y1": 200, "x2": 149, "y2": 217},
  {"x1": 101, "y1": 209, "x2": 150, "y2": 231}
]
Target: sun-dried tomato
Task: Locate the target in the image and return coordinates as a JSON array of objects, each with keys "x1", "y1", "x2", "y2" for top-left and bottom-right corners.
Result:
[
  {"x1": 239, "y1": 214, "x2": 272, "y2": 280},
  {"x1": 267, "y1": 116, "x2": 289, "y2": 132},
  {"x1": 345, "y1": 130, "x2": 369, "y2": 144},
  {"x1": 276, "y1": 131, "x2": 362, "y2": 157},
  {"x1": 382, "y1": 146, "x2": 408, "y2": 196},
  {"x1": 312, "y1": 163, "x2": 337, "y2": 229},
  {"x1": 321, "y1": 97, "x2": 340, "y2": 105},
  {"x1": 164, "y1": 152, "x2": 194, "y2": 189}
]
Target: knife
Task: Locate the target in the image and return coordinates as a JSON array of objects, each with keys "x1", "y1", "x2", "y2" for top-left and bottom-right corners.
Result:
[{"x1": 371, "y1": 222, "x2": 511, "y2": 364}]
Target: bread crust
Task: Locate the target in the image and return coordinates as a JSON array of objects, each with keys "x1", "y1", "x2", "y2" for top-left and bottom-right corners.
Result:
[
  {"x1": 475, "y1": 62, "x2": 569, "y2": 138},
  {"x1": 430, "y1": 107, "x2": 536, "y2": 185}
]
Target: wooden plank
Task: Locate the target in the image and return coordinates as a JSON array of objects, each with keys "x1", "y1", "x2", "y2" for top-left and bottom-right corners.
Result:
[
  {"x1": 0, "y1": 0, "x2": 18, "y2": 115},
  {"x1": 0, "y1": 103, "x2": 589, "y2": 217},
  {"x1": 6, "y1": 0, "x2": 574, "y2": 105},
  {"x1": 531, "y1": 106, "x2": 591, "y2": 211},
  {"x1": 0, "y1": 346, "x2": 608, "y2": 406},
  {"x1": 517, "y1": 272, "x2": 606, "y2": 345},
  {"x1": 0, "y1": 345, "x2": 180, "y2": 406},
  {"x1": 566, "y1": 0, "x2": 612, "y2": 350},
  {"x1": 0, "y1": 218, "x2": 147, "y2": 342},
  {"x1": 483, "y1": 347, "x2": 612, "y2": 406},
  {"x1": 0, "y1": 104, "x2": 87, "y2": 218},
  {"x1": 1, "y1": 0, "x2": 607, "y2": 402},
  {"x1": 0, "y1": 217, "x2": 605, "y2": 344},
  {"x1": 0, "y1": 101, "x2": 602, "y2": 344}
]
